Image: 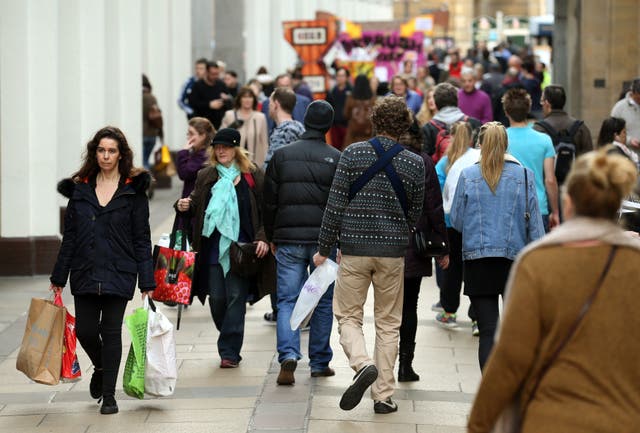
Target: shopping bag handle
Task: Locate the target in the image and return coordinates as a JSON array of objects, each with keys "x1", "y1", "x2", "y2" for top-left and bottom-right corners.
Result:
[
  {"x1": 147, "y1": 297, "x2": 157, "y2": 313},
  {"x1": 170, "y1": 211, "x2": 192, "y2": 251},
  {"x1": 53, "y1": 291, "x2": 64, "y2": 307}
]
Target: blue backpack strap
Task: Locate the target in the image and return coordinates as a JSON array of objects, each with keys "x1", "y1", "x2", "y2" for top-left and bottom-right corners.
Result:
[{"x1": 349, "y1": 138, "x2": 409, "y2": 218}]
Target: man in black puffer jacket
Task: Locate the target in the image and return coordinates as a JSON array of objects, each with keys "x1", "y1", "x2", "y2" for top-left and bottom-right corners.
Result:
[{"x1": 264, "y1": 100, "x2": 340, "y2": 385}]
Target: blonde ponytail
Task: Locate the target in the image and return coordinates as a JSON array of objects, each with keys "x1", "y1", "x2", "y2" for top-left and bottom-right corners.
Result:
[{"x1": 477, "y1": 122, "x2": 508, "y2": 193}]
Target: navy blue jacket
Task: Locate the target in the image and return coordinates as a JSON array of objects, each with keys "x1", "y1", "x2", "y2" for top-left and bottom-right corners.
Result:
[{"x1": 50, "y1": 172, "x2": 155, "y2": 299}]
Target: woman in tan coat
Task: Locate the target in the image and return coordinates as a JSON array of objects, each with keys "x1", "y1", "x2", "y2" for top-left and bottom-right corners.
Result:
[
  {"x1": 468, "y1": 149, "x2": 640, "y2": 433},
  {"x1": 221, "y1": 86, "x2": 269, "y2": 167}
]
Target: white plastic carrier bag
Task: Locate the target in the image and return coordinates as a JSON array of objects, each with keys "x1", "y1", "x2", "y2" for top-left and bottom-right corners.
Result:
[
  {"x1": 144, "y1": 298, "x2": 177, "y2": 397},
  {"x1": 290, "y1": 259, "x2": 339, "y2": 330}
]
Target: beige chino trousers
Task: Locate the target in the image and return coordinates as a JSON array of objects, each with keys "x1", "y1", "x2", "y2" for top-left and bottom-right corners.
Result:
[{"x1": 333, "y1": 255, "x2": 404, "y2": 401}]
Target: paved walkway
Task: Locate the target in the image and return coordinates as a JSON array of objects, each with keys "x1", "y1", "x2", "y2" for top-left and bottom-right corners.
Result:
[{"x1": 0, "y1": 180, "x2": 480, "y2": 433}]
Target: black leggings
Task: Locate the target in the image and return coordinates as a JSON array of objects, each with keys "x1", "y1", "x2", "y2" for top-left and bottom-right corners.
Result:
[
  {"x1": 74, "y1": 295, "x2": 128, "y2": 398},
  {"x1": 469, "y1": 295, "x2": 501, "y2": 371},
  {"x1": 399, "y1": 276, "x2": 421, "y2": 351},
  {"x1": 436, "y1": 228, "x2": 476, "y2": 320}
]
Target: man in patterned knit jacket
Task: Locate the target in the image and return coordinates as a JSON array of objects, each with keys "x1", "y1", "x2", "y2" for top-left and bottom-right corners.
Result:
[{"x1": 313, "y1": 96, "x2": 425, "y2": 414}]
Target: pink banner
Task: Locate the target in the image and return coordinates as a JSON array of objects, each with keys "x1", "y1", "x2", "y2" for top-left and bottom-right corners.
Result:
[{"x1": 337, "y1": 31, "x2": 425, "y2": 81}]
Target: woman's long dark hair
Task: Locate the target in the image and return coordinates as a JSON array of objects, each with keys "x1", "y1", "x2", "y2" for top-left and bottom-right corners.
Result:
[
  {"x1": 73, "y1": 126, "x2": 139, "y2": 181},
  {"x1": 352, "y1": 74, "x2": 373, "y2": 100},
  {"x1": 597, "y1": 117, "x2": 626, "y2": 147}
]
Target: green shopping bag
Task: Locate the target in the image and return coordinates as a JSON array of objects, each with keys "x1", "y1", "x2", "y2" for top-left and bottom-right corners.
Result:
[{"x1": 123, "y1": 302, "x2": 149, "y2": 399}]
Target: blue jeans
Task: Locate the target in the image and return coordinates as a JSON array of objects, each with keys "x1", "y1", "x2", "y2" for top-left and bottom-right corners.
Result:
[
  {"x1": 142, "y1": 136, "x2": 156, "y2": 169},
  {"x1": 208, "y1": 264, "x2": 249, "y2": 362},
  {"x1": 275, "y1": 243, "x2": 334, "y2": 371}
]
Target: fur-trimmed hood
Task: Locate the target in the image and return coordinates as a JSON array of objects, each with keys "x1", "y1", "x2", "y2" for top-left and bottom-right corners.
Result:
[{"x1": 57, "y1": 171, "x2": 152, "y2": 198}]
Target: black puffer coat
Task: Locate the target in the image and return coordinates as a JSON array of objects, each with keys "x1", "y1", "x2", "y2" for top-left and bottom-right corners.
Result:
[
  {"x1": 263, "y1": 129, "x2": 341, "y2": 243},
  {"x1": 50, "y1": 172, "x2": 155, "y2": 299}
]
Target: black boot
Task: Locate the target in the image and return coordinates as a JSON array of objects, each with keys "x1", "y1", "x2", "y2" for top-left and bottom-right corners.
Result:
[
  {"x1": 100, "y1": 394, "x2": 119, "y2": 415},
  {"x1": 398, "y1": 343, "x2": 420, "y2": 382},
  {"x1": 89, "y1": 368, "x2": 103, "y2": 399}
]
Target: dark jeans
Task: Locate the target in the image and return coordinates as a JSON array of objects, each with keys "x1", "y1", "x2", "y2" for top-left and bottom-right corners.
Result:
[
  {"x1": 74, "y1": 294, "x2": 128, "y2": 398},
  {"x1": 436, "y1": 228, "x2": 476, "y2": 320},
  {"x1": 399, "y1": 276, "x2": 421, "y2": 350},
  {"x1": 142, "y1": 136, "x2": 156, "y2": 170},
  {"x1": 469, "y1": 295, "x2": 501, "y2": 371},
  {"x1": 208, "y1": 264, "x2": 250, "y2": 362},
  {"x1": 542, "y1": 214, "x2": 550, "y2": 233},
  {"x1": 269, "y1": 292, "x2": 278, "y2": 315}
]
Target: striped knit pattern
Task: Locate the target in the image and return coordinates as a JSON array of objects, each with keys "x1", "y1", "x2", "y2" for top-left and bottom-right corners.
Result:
[{"x1": 318, "y1": 136, "x2": 425, "y2": 258}]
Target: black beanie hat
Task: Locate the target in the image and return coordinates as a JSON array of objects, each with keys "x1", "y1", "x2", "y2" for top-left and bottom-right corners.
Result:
[
  {"x1": 211, "y1": 128, "x2": 241, "y2": 147},
  {"x1": 304, "y1": 100, "x2": 334, "y2": 132}
]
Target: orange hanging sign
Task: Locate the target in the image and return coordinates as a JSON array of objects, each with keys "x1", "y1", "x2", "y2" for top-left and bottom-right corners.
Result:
[{"x1": 283, "y1": 19, "x2": 339, "y2": 99}]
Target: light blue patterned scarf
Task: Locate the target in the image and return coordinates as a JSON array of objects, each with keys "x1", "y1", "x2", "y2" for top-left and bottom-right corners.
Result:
[{"x1": 202, "y1": 163, "x2": 240, "y2": 275}]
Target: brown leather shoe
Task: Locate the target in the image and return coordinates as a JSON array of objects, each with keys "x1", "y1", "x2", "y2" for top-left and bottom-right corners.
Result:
[
  {"x1": 277, "y1": 359, "x2": 297, "y2": 385},
  {"x1": 220, "y1": 359, "x2": 239, "y2": 368},
  {"x1": 310, "y1": 367, "x2": 335, "y2": 377}
]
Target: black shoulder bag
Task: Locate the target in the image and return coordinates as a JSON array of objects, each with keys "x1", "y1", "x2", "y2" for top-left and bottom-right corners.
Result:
[{"x1": 230, "y1": 173, "x2": 261, "y2": 278}]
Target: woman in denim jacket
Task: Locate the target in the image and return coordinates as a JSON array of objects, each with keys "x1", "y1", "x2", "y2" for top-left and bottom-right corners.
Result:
[{"x1": 450, "y1": 122, "x2": 544, "y2": 370}]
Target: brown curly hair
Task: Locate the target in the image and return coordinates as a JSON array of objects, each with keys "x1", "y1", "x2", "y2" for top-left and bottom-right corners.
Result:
[{"x1": 371, "y1": 96, "x2": 412, "y2": 139}]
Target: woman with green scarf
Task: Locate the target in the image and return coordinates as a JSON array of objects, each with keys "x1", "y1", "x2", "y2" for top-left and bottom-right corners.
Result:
[{"x1": 177, "y1": 128, "x2": 270, "y2": 368}]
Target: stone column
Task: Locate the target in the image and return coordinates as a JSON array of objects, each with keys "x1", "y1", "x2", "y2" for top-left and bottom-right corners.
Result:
[
  {"x1": 214, "y1": 0, "x2": 246, "y2": 81},
  {"x1": 191, "y1": 0, "x2": 215, "y2": 62},
  {"x1": 143, "y1": 0, "x2": 191, "y2": 151},
  {"x1": 0, "y1": 0, "x2": 190, "y2": 275},
  {"x1": 0, "y1": 0, "x2": 61, "y2": 273},
  {"x1": 555, "y1": 0, "x2": 640, "y2": 135}
]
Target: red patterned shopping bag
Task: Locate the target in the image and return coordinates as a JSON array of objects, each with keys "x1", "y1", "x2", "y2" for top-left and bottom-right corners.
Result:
[
  {"x1": 152, "y1": 244, "x2": 195, "y2": 305},
  {"x1": 54, "y1": 293, "x2": 82, "y2": 382}
]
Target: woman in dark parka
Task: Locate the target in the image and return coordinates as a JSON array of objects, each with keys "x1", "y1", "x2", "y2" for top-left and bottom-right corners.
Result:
[{"x1": 50, "y1": 126, "x2": 155, "y2": 415}]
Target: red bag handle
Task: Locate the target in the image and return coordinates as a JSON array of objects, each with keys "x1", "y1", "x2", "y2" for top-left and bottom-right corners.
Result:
[{"x1": 53, "y1": 291, "x2": 64, "y2": 307}]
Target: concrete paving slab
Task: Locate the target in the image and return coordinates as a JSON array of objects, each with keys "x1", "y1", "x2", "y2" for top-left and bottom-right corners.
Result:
[
  {"x1": 9, "y1": 426, "x2": 88, "y2": 433},
  {"x1": 413, "y1": 400, "x2": 472, "y2": 420},
  {"x1": 250, "y1": 429, "x2": 304, "y2": 433},
  {"x1": 0, "y1": 413, "x2": 45, "y2": 428},
  {"x1": 417, "y1": 425, "x2": 467, "y2": 433},
  {"x1": 88, "y1": 424, "x2": 241, "y2": 433},
  {"x1": 0, "y1": 391, "x2": 57, "y2": 405},
  {"x1": 252, "y1": 402, "x2": 307, "y2": 430},
  {"x1": 39, "y1": 410, "x2": 149, "y2": 427},
  {"x1": 308, "y1": 419, "x2": 416, "y2": 433},
  {"x1": 146, "y1": 407, "x2": 252, "y2": 423}
]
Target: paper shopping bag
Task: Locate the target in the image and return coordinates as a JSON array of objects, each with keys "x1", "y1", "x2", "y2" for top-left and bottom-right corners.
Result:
[{"x1": 16, "y1": 297, "x2": 65, "y2": 385}]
